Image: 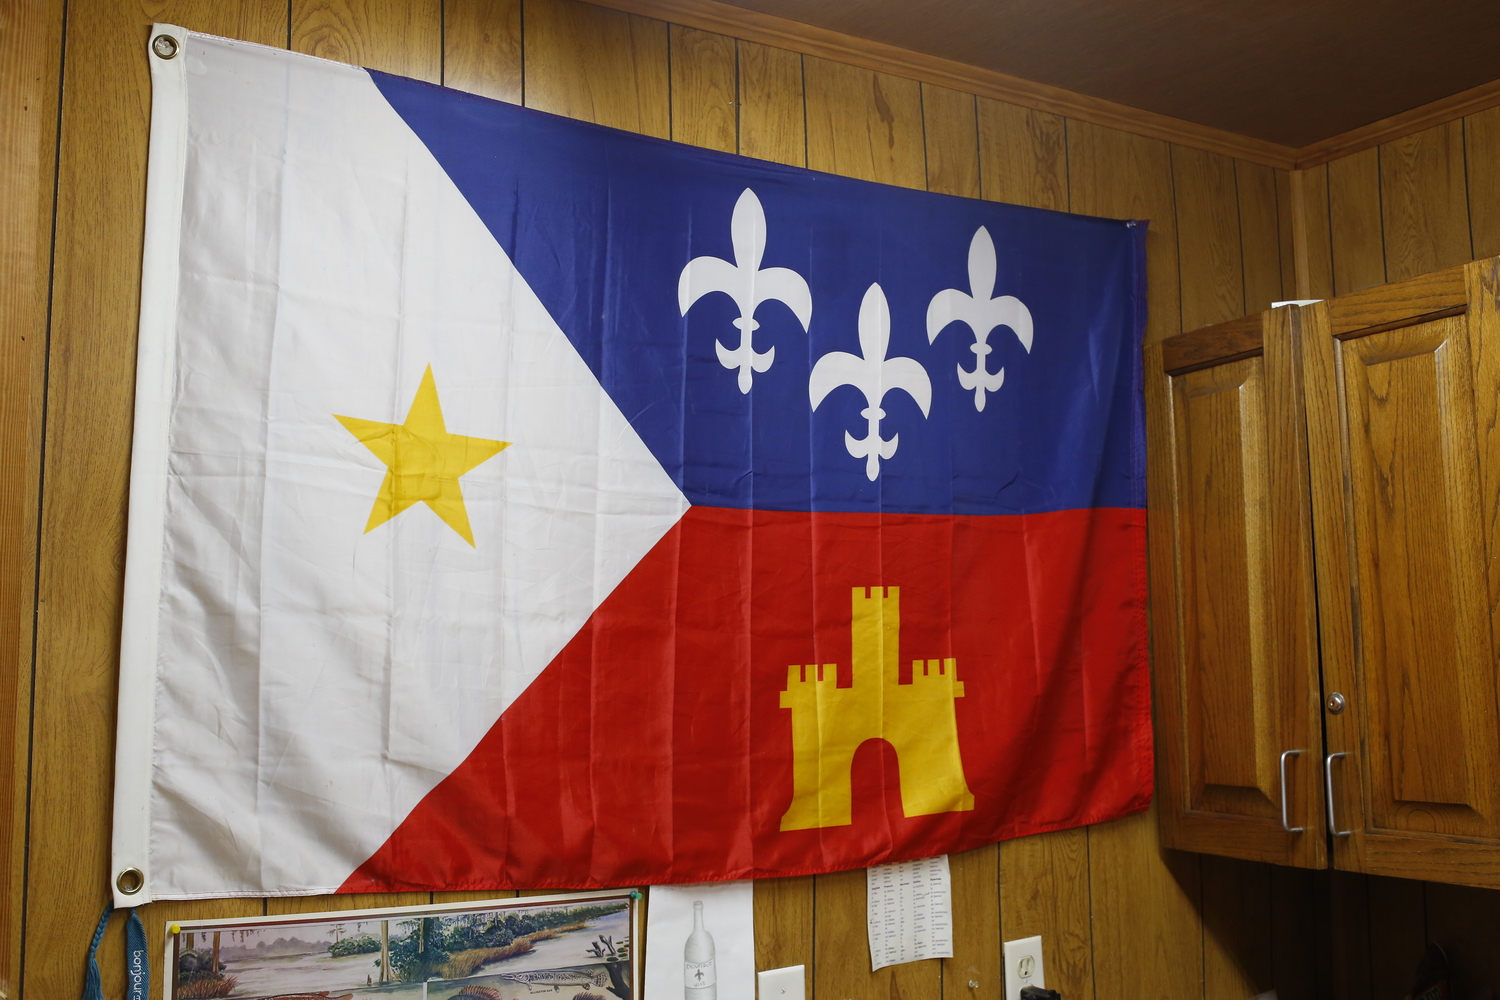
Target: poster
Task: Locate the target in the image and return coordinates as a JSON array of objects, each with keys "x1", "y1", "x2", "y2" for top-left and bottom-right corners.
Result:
[
  {"x1": 643, "y1": 883, "x2": 754, "y2": 1000},
  {"x1": 164, "y1": 892, "x2": 638, "y2": 1000}
]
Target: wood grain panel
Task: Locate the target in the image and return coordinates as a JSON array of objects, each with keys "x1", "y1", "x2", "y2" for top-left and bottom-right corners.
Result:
[
  {"x1": 25, "y1": 5, "x2": 288, "y2": 997},
  {"x1": 1309, "y1": 868, "x2": 1337, "y2": 998},
  {"x1": 1289, "y1": 166, "x2": 1334, "y2": 299},
  {"x1": 1202, "y1": 856, "x2": 1272, "y2": 999},
  {"x1": 1173, "y1": 357, "x2": 1274, "y2": 804},
  {"x1": 946, "y1": 846, "x2": 999, "y2": 1000},
  {"x1": 0, "y1": 0, "x2": 60, "y2": 993},
  {"x1": 1086, "y1": 808, "x2": 1203, "y2": 1000},
  {"x1": 1268, "y1": 866, "x2": 1321, "y2": 1000},
  {"x1": 1471, "y1": 258, "x2": 1500, "y2": 863},
  {"x1": 1339, "y1": 315, "x2": 1496, "y2": 826},
  {"x1": 1238, "y1": 159, "x2": 1284, "y2": 312},
  {"x1": 976, "y1": 99, "x2": 1067, "y2": 211},
  {"x1": 1276, "y1": 169, "x2": 1298, "y2": 302},
  {"x1": 1356, "y1": 840, "x2": 1500, "y2": 888},
  {"x1": 1106, "y1": 131, "x2": 1209, "y2": 1000},
  {"x1": 997, "y1": 828, "x2": 1092, "y2": 1000},
  {"x1": 524, "y1": 0, "x2": 670, "y2": 137},
  {"x1": 1161, "y1": 314, "x2": 1262, "y2": 374},
  {"x1": 1424, "y1": 881, "x2": 1500, "y2": 997},
  {"x1": 432, "y1": 889, "x2": 519, "y2": 903},
  {"x1": 1153, "y1": 308, "x2": 1326, "y2": 868},
  {"x1": 266, "y1": 892, "x2": 431, "y2": 914},
  {"x1": 1466, "y1": 107, "x2": 1500, "y2": 260},
  {"x1": 813, "y1": 866, "x2": 940, "y2": 1000},
  {"x1": 1173, "y1": 145, "x2": 1245, "y2": 330},
  {"x1": 1072, "y1": 116, "x2": 1198, "y2": 998},
  {"x1": 803, "y1": 56, "x2": 925, "y2": 189},
  {"x1": 1328, "y1": 147, "x2": 1386, "y2": 295},
  {"x1": 1379, "y1": 121, "x2": 1472, "y2": 282},
  {"x1": 443, "y1": 0, "x2": 523, "y2": 102},
  {"x1": 753, "y1": 875, "x2": 813, "y2": 981},
  {"x1": 291, "y1": 0, "x2": 442, "y2": 81},
  {"x1": 921, "y1": 84, "x2": 979, "y2": 198},
  {"x1": 1347, "y1": 354, "x2": 1472, "y2": 816},
  {"x1": 736, "y1": 41, "x2": 802, "y2": 165},
  {"x1": 1067, "y1": 120, "x2": 1178, "y2": 345},
  {"x1": 1325, "y1": 264, "x2": 1465, "y2": 337},
  {"x1": 1326, "y1": 871, "x2": 1371, "y2": 1000},
  {"x1": 669, "y1": 25, "x2": 737, "y2": 152},
  {"x1": 578, "y1": 0, "x2": 1296, "y2": 169},
  {"x1": 1304, "y1": 263, "x2": 1500, "y2": 888},
  {"x1": 1301, "y1": 298, "x2": 1375, "y2": 887},
  {"x1": 1365, "y1": 875, "x2": 1425, "y2": 1000}
]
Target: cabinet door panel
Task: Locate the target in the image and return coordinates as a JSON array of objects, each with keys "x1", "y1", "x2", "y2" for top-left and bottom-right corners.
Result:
[
  {"x1": 1341, "y1": 319, "x2": 1494, "y2": 826},
  {"x1": 1305, "y1": 259, "x2": 1500, "y2": 887},
  {"x1": 1175, "y1": 359, "x2": 1275, "y2": 814},
  {"x1": 1150, "y1": 310, "x2": 1326, "y2": 868}
]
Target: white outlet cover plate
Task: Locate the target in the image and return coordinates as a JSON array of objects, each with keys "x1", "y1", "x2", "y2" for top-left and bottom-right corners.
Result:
[
  {"x1": 758, "y1": 965, "x2": 806, "y2": 1000},
  {"x1": 1003, "y1": 935, "x2": 1045, "y2": 1000}
]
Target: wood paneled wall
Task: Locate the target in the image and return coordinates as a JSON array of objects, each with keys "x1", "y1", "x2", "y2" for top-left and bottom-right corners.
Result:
[
  {"x1": 1294, "y1": 106, "x2": 1500, "y2": 301},
  {"x1": 4, "y1": 1, "x2": 1500, "y2": 998},
  {"x1": 1277, "y1": 110, "x2": 1500, "y2": 1000}
]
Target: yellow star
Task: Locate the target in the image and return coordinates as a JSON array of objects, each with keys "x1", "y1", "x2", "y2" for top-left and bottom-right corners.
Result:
[{"x1": 335, "y1": 366, "x2": 509, "y2": 546}]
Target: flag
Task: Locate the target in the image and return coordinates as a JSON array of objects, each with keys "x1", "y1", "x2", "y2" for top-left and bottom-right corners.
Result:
[{"x1": 112, "y1": 25, "x2": 1150, "y2": 904}]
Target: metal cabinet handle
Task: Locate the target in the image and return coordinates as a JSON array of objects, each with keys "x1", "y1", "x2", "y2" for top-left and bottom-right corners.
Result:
[
  {"x1": 1324, "y1": 751, "x2": 1352, "y2": 837},
  {"x1": 1279, "y1": 749, "x2": 1304, "y2": 833}
]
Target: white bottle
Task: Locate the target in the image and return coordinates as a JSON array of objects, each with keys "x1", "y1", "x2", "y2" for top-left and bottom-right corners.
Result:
[{"x1": 684, "y1": 900, "x2": 717, "y2": 1000}]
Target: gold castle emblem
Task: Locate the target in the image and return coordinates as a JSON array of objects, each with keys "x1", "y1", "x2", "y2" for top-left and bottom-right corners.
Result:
[{"x1": 779, "y1": 586, "x2": 975, "y2": 831}]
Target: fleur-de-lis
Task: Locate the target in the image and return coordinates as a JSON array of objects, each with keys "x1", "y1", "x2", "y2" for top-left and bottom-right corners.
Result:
[
  {"x1": 809, "y1": 284, "x2": 932, "y2": 481},
  {"x1": 679, "y1": 188, "x2": 813, "y2": 393},
  {"x1": 926, "y1": 226, "x2": 1033, "y2": 411}
]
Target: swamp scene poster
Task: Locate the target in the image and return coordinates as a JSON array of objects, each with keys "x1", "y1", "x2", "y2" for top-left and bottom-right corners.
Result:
[{"x1": 170, "y1": 895, "x2": 635, "y2": 1000}]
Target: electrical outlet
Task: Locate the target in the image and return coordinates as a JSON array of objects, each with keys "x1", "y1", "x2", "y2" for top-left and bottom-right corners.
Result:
[
  {"x1": 1003, "y1": 936, "x2": 1045, "y2": 1000},
  {"x1": 758, "y1": 965, "x2": 806, "y2": 1000}
]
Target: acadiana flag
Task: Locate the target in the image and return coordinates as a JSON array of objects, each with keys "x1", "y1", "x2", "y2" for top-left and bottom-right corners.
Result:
[{"x1": 112, "y1": 25, "x2": 1150, "y2": 905}]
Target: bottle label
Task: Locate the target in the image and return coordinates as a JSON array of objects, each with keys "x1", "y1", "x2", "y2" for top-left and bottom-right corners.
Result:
[{"x1": 686, "y1": 959, "x2": 717, "y2": 990}]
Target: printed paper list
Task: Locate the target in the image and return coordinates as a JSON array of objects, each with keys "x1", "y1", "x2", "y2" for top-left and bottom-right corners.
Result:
[{"x1": 866, "y1": 855, "x2": 953, "y2": 972}]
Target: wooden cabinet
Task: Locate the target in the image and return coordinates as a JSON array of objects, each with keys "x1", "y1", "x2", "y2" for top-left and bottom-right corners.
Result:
[
  {"x1": 1151, "y1": 256, "x2": 1500, "y2": 889},
  {"x1": 1305, "y1": 260, "x2": 1500, "y2": 886},
  {"x1": 1149, "y1": 308, "x2": 1326, "y2": 869}
]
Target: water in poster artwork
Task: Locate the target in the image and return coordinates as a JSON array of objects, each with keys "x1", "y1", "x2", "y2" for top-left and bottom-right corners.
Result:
[{"x1": 683, "y1": 901, "x2": 717, "y2": 1000}]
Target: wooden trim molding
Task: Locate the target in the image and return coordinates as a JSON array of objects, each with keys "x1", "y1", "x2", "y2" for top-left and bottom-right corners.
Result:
[
  {"x1": 580, "y1": 0, "x2": 1300, "y2": 169},
  {"x1": 584, "y1": 0, "x2": 1500, "y2": 175},
  {"x1": 1160, "y1": 314, "x2": 1264, "y2": 375},
  {"x1": 1294, "y1": 77, "x2": 1500, "y2": 168}
]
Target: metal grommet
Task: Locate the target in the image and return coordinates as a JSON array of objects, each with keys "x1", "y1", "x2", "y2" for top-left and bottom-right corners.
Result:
[
  {"x1": 152, "y1": 34, "x2": 180, "y2": 60},
  {"x1": 116, "y1": 867, "x2": 145, "y2": 895}
]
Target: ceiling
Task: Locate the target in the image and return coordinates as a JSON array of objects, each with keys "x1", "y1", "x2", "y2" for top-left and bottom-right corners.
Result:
[{"x1": 717, "y1": 0, "x2": 1500, "y2": 148}]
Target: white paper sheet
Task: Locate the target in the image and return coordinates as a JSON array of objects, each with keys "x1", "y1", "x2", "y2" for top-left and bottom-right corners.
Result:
[
  {"x1": 866, "y1": 855, "x2": 954, "y2": 971},
  {"x1": 646, "y1": 881, "x2": 756, "y2": 1000}
]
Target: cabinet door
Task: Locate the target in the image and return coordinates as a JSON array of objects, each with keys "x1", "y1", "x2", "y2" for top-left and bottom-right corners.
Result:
[
  {"x1": 1149, "y1": 309, "x2": 1326, "y2": 867},
  {"x1": 1304, "y1": 259, "x2": 1500, "y2": 888}
]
